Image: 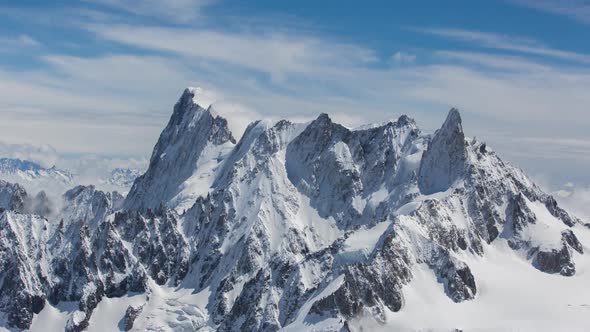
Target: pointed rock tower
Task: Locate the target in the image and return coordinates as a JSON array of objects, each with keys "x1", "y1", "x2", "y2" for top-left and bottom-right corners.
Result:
[
  {"x1": 124, "y1": 88, "x2": 236, "y2": 211},
  {"x1": 418, "y1": 108, "x2": 467, "y2": 194}
]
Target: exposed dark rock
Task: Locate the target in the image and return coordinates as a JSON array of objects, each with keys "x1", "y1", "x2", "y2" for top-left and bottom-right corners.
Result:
[
  {"x1": 120, "y1": 304, "x2": 144, "y2": 331},
  {"x1": 544, "y1": 196, "x2": 578, "y2": 227},
  {"x1": 562, "y1": 229, "x2": 583, "y2": 254},
  {"x1": 434, "y1": 254, "x2": 477, "y2": 303},
  {"x1": 0, "y1": 180, "x2": 28, "y2": 212},
  {"x1": 535, "y1": 245, "x2": 576, "y2": 276},
  {"x1": 418, "y1": 108, "x2": 467, "y2": 195}
]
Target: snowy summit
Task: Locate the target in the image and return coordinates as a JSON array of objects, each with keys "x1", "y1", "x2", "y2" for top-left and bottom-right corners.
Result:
[{"x1": 0, "y1": 88, "x2": 589, "y2": 332}]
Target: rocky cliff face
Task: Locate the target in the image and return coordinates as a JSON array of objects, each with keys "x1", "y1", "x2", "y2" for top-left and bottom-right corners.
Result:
[
  {"x1": 124, "y1": 87, "x2": 236, "y2": 212},
  {"x1": 0, "y1": 88, "x2": 587, "y2": 331},
  {"x1": 418, "y1": 108, "x2": 467, "y2": 195},
  {"x1": 0, "y1": 180, "x2": 28, "y2": 212}
]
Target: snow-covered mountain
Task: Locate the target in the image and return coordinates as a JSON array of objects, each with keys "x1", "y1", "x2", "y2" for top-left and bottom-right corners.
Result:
[
  {"x1": 101, "y1": 168, "x2": 142, "y2": 190},
  {"x1": 0, "y1": 180, "x2": 28, "y2": 212},
  {"x1": 0, "y1": 157, "x2": 142, "y2": 197},
  {"x1": 124, "y1": 87, "x2": 236, "y2": 212},
  {"x1": 0, "y1": 158, "x2": 73, "y2": 185},
  {"x1": 1, "y1": 88, "x2": 589, "y2": 331}
]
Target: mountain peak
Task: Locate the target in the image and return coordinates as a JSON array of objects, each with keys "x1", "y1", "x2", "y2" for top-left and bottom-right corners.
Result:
[
  {"x1": 442, "y1": 107, "x2": 463, "y2": 134},
  {"x1": 316, "y1": 112, "x2": 331, "y2": 122},
  {"x1": 6, "y1": 90, "x2": 586, "y2": 331},
  {"x1": 170, "y1": 87, "x2": 205, "y2": 123},
  {"x1": 180, "y1": 87, "x2": 199, "y2": 107},
  {"x1": 181, "y1": 86, "x2": 201, "y2": 103},
  {"x1": 124, "y1": 88, "x2": 235, "y2": 211},
  {"x1": 418, "y1": 107, "x2": 467, "y2": 194}
]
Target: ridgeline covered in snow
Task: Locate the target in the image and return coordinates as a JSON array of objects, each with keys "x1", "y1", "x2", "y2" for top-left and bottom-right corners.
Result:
[{"x1": 1, "y1": 88, "x2": 589, "y2": 331}]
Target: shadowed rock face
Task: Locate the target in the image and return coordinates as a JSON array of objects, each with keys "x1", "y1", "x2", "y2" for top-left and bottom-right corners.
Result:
[
  {"x1": 120, "y1": 305, "x2": 144, "y2": 331},
  {"x1": 418, "y1": 108, "x2": 467, "y2": 195},
  {"x1": 0, "y1": 211, "x2": 47, "y2": 329},
  {"x1": 0, "y1": 91, "x2": 585, "y2": 331},
  {"x1": 0, "y1": 180, "x2": 28, "y2": 212},
  {"x1": 286, "y1": 113, "x2": 419, "y2": 224},
  {"x1": 124, "y1": 88, "x2": 236, "y2": 212},
  {"x1": 534, "y1": 229, "x2": 583, "y2": 277}
]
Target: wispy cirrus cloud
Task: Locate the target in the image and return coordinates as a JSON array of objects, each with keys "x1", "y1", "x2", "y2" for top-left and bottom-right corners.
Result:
[
  {"x1": 509, "y1": 0, "x2": 590, "y2": 24},
  {"x1": 0, "y1": 34, "x2": 41, "y2": 53},
  {"x1": 86, "y1": 0, "x2": 213, "y2": 22},
  {"x1": 391, "y1": 51, "x2": 417, "y2": 64},
  {"x1": 84, "y1": 24, "x2": 378, "y2": 81},
  {"x1": 410, "y1": 27, "x2": 590, "y2": 63},
  {"x1": 434, "y1": 50, "x2": 551, "y2": 72}
]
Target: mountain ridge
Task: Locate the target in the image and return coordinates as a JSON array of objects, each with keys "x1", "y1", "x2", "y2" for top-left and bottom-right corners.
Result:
[{"x1": 0, "y1": 88, "x2": 588, "y2": 331}]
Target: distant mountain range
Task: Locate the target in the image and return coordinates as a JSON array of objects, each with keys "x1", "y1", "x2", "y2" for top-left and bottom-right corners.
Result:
[
  {"x1": 100, "y1": 168, "x2": 143, "y2": 189},
  {"x1": 0, "y1": 158, "x2": 141, "y2": 193},
  {"x1": 0, "y1": 157, "x2": 73, "y2": 184}
]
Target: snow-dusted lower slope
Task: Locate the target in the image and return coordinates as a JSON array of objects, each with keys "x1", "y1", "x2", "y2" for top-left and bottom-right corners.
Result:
[
  {"x1": 1, "y1": 88, "x2": 588, "y2": 331},
  {"x1": 347, "y1": 231, "x2": 590, "y2": 332}
]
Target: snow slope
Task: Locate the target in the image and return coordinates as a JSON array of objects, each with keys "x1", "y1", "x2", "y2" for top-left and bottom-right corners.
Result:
[{"x1": 352, "y1": 230, "x2": 590, "y2": 331}]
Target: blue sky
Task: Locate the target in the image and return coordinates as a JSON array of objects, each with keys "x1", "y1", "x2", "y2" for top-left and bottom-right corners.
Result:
[{"x1": 0, "y1": 0, "x2": 589, "y2": 187}]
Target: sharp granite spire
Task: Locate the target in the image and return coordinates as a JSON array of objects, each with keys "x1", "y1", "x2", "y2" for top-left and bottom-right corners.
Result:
[
  {"x1": 418, "y1": 108, "x2": 468, "y2": 195},
  {"x1": 124, "y1": 87, "x2": 236, "y2": 211}
]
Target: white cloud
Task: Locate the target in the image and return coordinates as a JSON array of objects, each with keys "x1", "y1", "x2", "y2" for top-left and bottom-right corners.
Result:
[
  {"x1": 0, "y1": 34, "x2": 41, "y2": 52},
  {"x1": 392, "y1": 51, "x2": 416, "y2": 64},
  {"x1": 397, "y1": 62, "x2": 590, "y2": 126},
  {"x1": 85, "y1": 24, "x2": 378, "y2": 81},
  {"x1": 411, "y1": 27, "x2": 590, "y2": 63},
  {"x1": 87, "y1": 0, "x2": 212, "y2": 22},
  {"x1": 509, "y1": 0, "x2": 590, "y2": 24},
  {"x1": 435, "y1": 51, "x2": 551, "y2": 72},
  {"x1": 16, "y1": 35, "x2": 40, "y2": 47},
  {"x1": 63, "y1": 154, "x2": 148, "y2": 186},
  {"x1": 0, "y1": 141, "x2": 59, "y2": 168},
  {"x1": 555, "y1": 185, "x2": 590, "y2": 222}
]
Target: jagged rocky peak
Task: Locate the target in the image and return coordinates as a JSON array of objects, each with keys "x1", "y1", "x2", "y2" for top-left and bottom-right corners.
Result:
[
  {"x1": 124, "y1": 87, "x2": 236, "y2": 211},
  {"x1": 286, "y1": 112, "x2": 420, "y2": 222},
  {"x1": 0, "y1": 180, "x2": 53, "y2": 217},
  {"x1": 1, "y1": 90, "x2": 588, "y2": 331},
  {"x1": 60, "y1": 185, "x2": 123, "y2": 227},
  {"x1": 0, "y1": 179, "x2": 28, "y2": 212},
  {"x1": 0, "y1": 210, "x2": 48, "y2": 329},
  {"x1": 418, "y1": 108, "x2": 467, "y2": 195}
]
